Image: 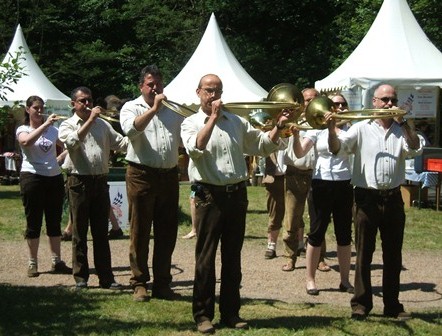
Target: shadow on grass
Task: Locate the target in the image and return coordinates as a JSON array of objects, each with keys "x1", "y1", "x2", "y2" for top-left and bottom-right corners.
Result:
[
  {"x1": 0, "y1": 284, "x2": 193, "y2": 335},
  {"x1": 0, "y1": 189, "x2": 21, "y2": 200}
]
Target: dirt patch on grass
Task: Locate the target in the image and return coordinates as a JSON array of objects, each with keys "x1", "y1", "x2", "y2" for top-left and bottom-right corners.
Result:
[{"x1": 0, "y1": 237, "x2": 441, "y2": 314}]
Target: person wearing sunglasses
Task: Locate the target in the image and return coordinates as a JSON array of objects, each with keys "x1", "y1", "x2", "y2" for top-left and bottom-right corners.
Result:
[
  {"x1": 59, "y1": 86, "x2": 128, "y2": 291},
  {"x1": 328, "y1": 84, "x2": 424, "y2": 320}
]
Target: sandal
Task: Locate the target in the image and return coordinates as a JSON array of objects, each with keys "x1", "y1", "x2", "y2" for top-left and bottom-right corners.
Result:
[
  {"x1": 281, "y1": 260, "x2": 295, "y2": 272},
  {"x1": 317, "y1": 261, "x2": 331, "y2": 272}
]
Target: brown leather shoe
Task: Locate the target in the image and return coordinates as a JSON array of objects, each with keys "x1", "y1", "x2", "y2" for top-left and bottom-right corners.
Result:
[
  {"x1": 221, "y1": 316, "x2": 249, "y2": 329},
  {"x1": 196, "y1": 319, "x2": 215, "y2": 334},
  {"x1": 133, "y1": 286, "x2": 149, "y2": 302}
]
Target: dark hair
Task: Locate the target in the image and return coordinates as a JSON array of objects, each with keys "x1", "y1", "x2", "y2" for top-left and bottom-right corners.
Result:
[
  {"x1": 138, "y1": 65, "x2": 162, "y2": 85},
  {"x1": 70, "y1": 86, "x2": 92, "y2": 100},
  {"x1": 24, "y1": 95, "x2": 44, "y2": 125}
]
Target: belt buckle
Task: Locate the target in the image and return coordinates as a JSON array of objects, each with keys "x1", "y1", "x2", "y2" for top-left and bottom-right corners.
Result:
[{"x1": 225, "y1": 184, "x2": 236, "y2": 192}]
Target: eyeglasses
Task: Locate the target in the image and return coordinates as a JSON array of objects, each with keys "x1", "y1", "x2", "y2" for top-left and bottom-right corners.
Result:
[
  {"x1": 375, "y1": 96, "x2": 398, "y2": 104},
  {"x1": 76, "y1": 98, "x2": 93, "y2": 104},
  {"x1": 333, "y1": 101, "x2": 348, "y2": 108},
  {"x1": 200, "y1": 87, "x2": 223, "y2": 95}
]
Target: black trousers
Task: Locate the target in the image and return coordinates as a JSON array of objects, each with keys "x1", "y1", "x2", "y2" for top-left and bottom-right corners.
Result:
[
  {"x1": 351, "y1": 187, "x2": 405, "y2": 315},
  {"x1": 192, "y1": 183, "x2": 248, "y2": 322}
]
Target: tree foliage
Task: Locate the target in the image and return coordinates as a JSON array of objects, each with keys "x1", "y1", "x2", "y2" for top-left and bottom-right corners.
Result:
[{"x1": 0, "y1": 0, "x2": 440, "y2": 100}]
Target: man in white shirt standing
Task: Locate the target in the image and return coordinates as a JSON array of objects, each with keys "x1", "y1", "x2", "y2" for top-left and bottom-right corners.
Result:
[
  {"x1": 181, "y1": 74, "x2": 291, "y2": 334},
  {"x1": 59, "y1": 86, "x2": 128, "y2": 290},
  {"x1": 119, "y1": 65, "x2": 184, "y2": 302},
  {"x1": 328, "y1": 84, "x2": 424, "y2": 320}
]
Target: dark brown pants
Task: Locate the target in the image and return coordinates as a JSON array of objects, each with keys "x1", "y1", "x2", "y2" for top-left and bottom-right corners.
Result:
[
  {"x1": 126, "y1": 164, "x2": 179, "y2": 290},
  {"x1": 192, "y1": 184, "x2": 248, "y2": 322},
  {"x1": 351, "y1": 187, "x2": 405, "y2": 316},
  {"x1": 67, "y1": 174, "x2": 114, "y2": 285}
]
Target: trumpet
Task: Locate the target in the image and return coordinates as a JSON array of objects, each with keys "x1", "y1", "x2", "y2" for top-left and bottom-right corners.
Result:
[
  {"x1": 39, "y1": 113, "x2": 69, "y2": 120},
  {"x1": 291, "y1": 97, "x2": 407, "y2": 130}
]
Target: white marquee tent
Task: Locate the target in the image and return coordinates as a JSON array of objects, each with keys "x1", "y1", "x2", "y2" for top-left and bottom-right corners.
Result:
[
  {"x1": 164, "y1": 13, "x2": 268, "y2": 106},
  {"x1": 315, "y1": 0, "x2": 442, "y2": 114},
  {"x1": 1, "y1": 24, "x2": 71, "y2": 115}
]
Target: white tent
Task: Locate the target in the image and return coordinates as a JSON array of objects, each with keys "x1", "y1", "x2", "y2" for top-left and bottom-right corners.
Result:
[
  {"x1": 1, "y1": 24, "x2": 71, "y2": 115},
  {"x1": 164, "y1": 13, "x2": 268, "y2": 106},
  {"x1": 315, "y1": 0, "x2": 442, "y2": 113}
]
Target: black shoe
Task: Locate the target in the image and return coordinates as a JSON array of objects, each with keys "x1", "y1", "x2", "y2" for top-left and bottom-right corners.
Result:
[
  {"x1": 306, "y1": 288, "x2": 319, "y2": 296},
  {"x1": 51, "y1": 261, "x2": 72, "y2": 274},
  {"x1": 108, "y1": 228, "x2": 124, "y2": 239},
  {"x1": 75, "y1": 281, "x2": 88, "y2": 290},
  {"x1": 152, "y1": 287, "x2": 181, "y2": 300},
  {"x1": 339, "y1": 283, "x2": 355, "y2": 294},
  {"x1": 101, "y1": 282, "x2": 123, "y2": 290},
  {"x1": 61, "y1": 231, "x2": 72, "y2": 241}
]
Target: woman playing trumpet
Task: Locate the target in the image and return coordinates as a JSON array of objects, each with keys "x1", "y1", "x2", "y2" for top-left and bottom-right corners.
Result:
[
  {"x1": 16, "y1": 95, "x2": 72, "y2": 277},
  {"x1": 291, "y1": 94, "x2": 354, "y2": 296}
]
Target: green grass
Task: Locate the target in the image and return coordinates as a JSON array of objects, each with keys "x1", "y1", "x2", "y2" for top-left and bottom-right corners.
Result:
[{"x1": 1, "y1": 184, "x2": 441, "y2": 335}]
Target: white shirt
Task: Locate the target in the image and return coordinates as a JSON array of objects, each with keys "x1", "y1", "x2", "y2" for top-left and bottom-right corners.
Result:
[
  {"x1": 305, "y1": 128, "x2": 352, "y2": 181},
  {"x1": 16, "y1": 125, "x2": 61, "y2": 176},
  {"x1": 59, "y1": 113, "x2": 128, "y2": 175},
  {"x1": 120, "y1": 96, "x2": 184, "y2": 169},
  {"x1": 181, "y1": 109, "x2": 278, "y2": 185},
  {"x1": 338, "y1": 119, "x2": 424, "y2": 189},
  {"x1": 284, "y1": 132, "x2": 316, "y2": 170}
]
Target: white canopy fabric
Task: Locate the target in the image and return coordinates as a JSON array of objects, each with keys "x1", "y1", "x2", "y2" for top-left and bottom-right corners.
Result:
[
  {"x1": 1, "y1": 24, "x2": 71, "y2": 115},
  {"x1": 164, "y1": 13, "x2": 268, "y2": 106},
  {"x1": 315, "y1": 0, "x2": 442, "y2": 93}
]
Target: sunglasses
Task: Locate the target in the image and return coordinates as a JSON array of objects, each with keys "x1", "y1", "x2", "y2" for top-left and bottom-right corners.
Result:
[
  {"x1": 375, "y1": 96, "x2": 398, "y2": 104},
  {"x1": 77, "y1": 98, "x2": 93, "y2": 104},
  {"x1": 333, "y1": 101, "x2": 348, "y2": 108}
]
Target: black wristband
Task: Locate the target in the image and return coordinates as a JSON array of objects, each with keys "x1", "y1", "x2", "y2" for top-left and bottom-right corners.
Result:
[{"x1": 276, "y1": 123, "x2": 285, "y2": 130}]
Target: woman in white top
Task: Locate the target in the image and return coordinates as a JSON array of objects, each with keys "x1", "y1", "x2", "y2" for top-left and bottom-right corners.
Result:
[
  {"x1": 16, "y1": 96, "x2": 71, "y2": 278},
  {"x1": 292, "y1": 94, "x2": 354, "y2": 295}
]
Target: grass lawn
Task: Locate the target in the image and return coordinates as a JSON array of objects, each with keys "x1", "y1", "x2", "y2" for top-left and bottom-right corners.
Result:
[{"x1": 0, "y1": 183, "x2": 441, "y2": 335}]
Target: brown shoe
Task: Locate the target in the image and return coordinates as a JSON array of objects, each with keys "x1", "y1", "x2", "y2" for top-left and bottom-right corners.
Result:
[
  {"x1": 133, "y1": 286, "x2": 149, "y2": 302},
  {"x1": 220, "y1": 316, "x2": 249, "y2": 329},
  {"x1": 196, "y1": 319, "x2": 215, "y2": 334},
  {"x1": 282, "y1": 260, "x2": 295, "y2": 272}
]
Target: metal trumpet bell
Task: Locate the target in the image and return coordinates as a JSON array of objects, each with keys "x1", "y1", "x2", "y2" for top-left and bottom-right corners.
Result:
[
  {"x1": 301, "y1": 96, "x2": 408, "y2": 130},
  {"x1": 266, "y1": 83, "x2": 304, "y2": 120},
  {"x1": 223, "y1": 101, "x2": 297, "y2": 132}
]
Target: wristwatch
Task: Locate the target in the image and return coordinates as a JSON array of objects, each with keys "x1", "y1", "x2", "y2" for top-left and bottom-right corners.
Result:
[{"x1": 398, "y1": 120, "x2": 408, "y2": 127}]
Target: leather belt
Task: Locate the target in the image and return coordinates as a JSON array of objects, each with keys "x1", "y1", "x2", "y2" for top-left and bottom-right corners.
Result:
[
  {"x1": 67, "y1": 174, "x2": 107, "y2": 179},
  {"x1": 356, "y1": 186, "x2": 400, "y2": 197},
  {"x1": 198, "y1": 181, "x2": 247, "y2": 193},
  {"x1": 128, "y1": 161, "x2": 177, "y2": 174}
]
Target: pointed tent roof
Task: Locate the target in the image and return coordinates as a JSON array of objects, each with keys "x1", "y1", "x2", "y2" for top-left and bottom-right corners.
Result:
[
  {"x1": 315, "y1": 0, "x2": 442, "y2": 92},
  {"x1": 1, "y1": 24, "x2": 70, "y2": 114},
  {"x1": 164, "y1": 13, "x2": 267, "y2": 105}
]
